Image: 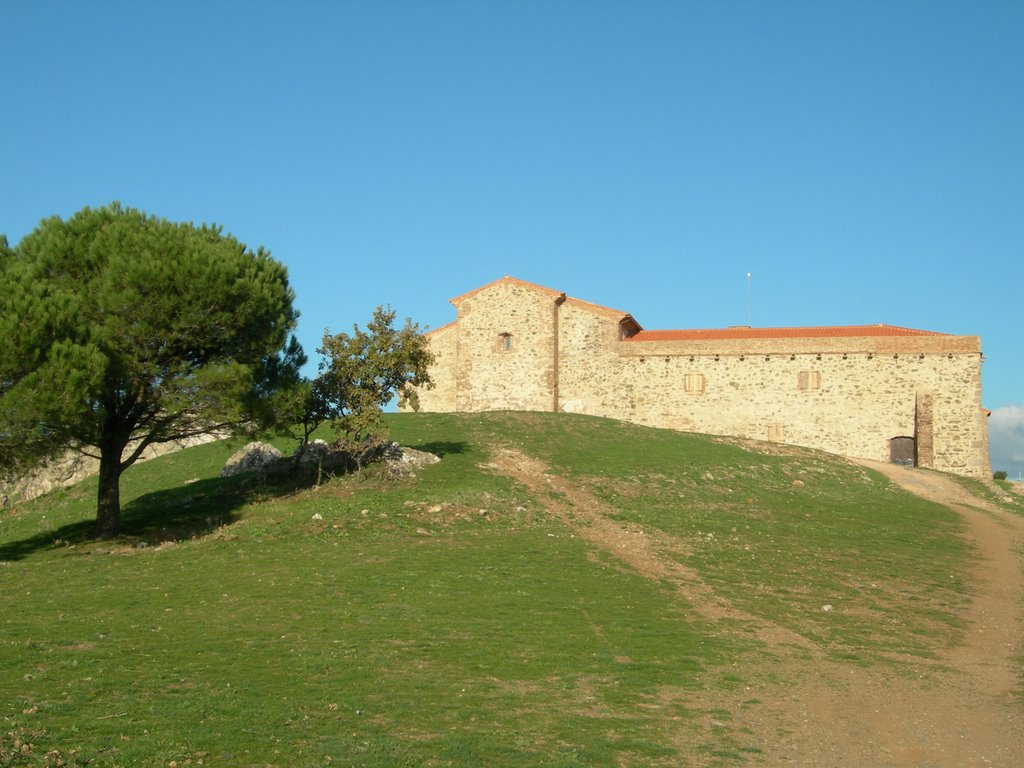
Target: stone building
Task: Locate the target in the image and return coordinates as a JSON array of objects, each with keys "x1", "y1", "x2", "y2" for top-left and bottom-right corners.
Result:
[{"x1": 408, "y1": 276, "x2": 990, "y2": 477}]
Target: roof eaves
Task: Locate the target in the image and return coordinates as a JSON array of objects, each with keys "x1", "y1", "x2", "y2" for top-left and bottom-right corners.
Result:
[
  {"x1": 449, "y1": 275, "x2": 565, "y2": 306},
  {"x1": 424, "y1": 320, "x2": 457, "y2": 337},
  {"x1": 562, "y1": 295, "x2": 636, "y2": 322},
  {"x1": 625, "y1": 324, "x2": 950, "y2": 341}
]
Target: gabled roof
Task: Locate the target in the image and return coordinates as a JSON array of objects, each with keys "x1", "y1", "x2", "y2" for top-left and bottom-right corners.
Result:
[
  {"x1": 424, "y1": 320, "x2": 457, "y2": 336},
  {"x1": 627, "y1": 324, "x2": 948, "y2": 342},
  {"x1": 450, "y1": 275, "x2": 564, "y2": 305},
  {"x1": 450, "y1": 275, "x2": 640, "y2": 326},
  {"x1": 563, "y1": 295, "x2": 639, "y2": 324},
  {"x1": 446, "y1": 279, "x2": 952, "y2": 341}
]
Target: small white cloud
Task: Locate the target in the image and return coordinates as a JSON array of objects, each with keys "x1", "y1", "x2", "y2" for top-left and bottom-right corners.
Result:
[{"x1": 989, "y1": 405, "x2": 1024, "y2": 472}]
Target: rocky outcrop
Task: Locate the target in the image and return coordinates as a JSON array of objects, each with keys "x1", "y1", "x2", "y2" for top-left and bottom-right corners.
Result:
[
  {"x1": 219, "y1": 442, "x2": 285, "y2": 477},
  {"x1": 0, "y1": 436, "x2": 442, "y2": 509},
  {"x1": 218, "y1": 440, "x2": 440, "y2": 479},
  {"x1": 1, "y1": 434, "x2": 225, "y2": 508},
  {"x1": 385, "y1": 445, "x2": 441, "y2": 476}
]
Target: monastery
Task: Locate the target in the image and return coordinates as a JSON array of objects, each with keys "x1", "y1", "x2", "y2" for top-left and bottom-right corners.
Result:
[{"x1": 408, "y1": 276, "x2": 991, "y2": 478}]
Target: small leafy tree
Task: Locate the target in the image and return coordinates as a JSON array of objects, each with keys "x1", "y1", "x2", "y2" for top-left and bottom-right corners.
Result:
[
  {"x1": 316, "y1": 306, "x2": 433, "y2": 441},
  {"x1": 0, "y1": 204, "x2": 303, "y2": 537},
  {"x1": 273, "y1": 376, "x2": 331, "y2": 449}
]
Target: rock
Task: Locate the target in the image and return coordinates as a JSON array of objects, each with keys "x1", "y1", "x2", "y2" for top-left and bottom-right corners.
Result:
[
  {"x1": 219, "y1": 442, "x2": 284, "y2": 477},
  {"x1": 381, "y1": 445, "x2": 441, "y2": 478},
  {"x1": 292, "y1": 439, "x2": 427, "y2": 477},
  {"x1": 2, "y1": 433, "x2": 225, "y2": 507},
  {"x1": 702, "y1": 471, "x2": 715, "y2": 481},
  {"x1": 294, "y1": 440, "x2": 330, "y2": 466},
  {"x1": 792, "y1": 479, "x2": 805, "y2": 487},
  {"x1": 311, "y1": 513, "x2": 323, "y2": 521},
  {"x1": 822, "y1": 604, "x2": 834, "y2": 612}
]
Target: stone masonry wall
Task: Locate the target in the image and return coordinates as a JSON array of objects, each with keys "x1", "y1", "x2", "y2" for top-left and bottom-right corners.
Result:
[
  {"x1": 451, "y1": 280, "x2": 559, "y2": 412},
  {"x1": 419, "y1": 322, "x2": 458, "y2": 411},
  {"x1": 557, "y1": 300, "x2": 628, "y2": 416},
  {"x1": 561, "y1": 346, "x2": 987, "y2": 476},
  {"x1": 412, "y1": 280, "x2": 990, "y2": 478}
]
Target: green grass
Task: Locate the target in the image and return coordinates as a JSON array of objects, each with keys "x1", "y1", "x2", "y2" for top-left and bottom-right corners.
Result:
[
  {"x1": 953, "y1": 475, "x2": 1024, "y2": 518},
  {"x1": 437, "y1": 413, "x2": 971, "y2": 660},
  {"x1": 0, "y1": 412, "x2": 978, "y2": 766}
]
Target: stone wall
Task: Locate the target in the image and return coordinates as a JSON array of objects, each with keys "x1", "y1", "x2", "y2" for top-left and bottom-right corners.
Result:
[
  {"x1": 420, "y1": 322, "x2": 458, "y2": 411},
  {"x1": 593, "y1": 348, "x2": 984, "y2": 475},
  {"x1": 449, "y1": 279, "x2": 561, "y2": 412},
  {"x1": 556, "y1": 299, "x2": 629, "y2": 416},
  {"x1": 411, "y1": 278, "x2": 991, "y2": 478}
]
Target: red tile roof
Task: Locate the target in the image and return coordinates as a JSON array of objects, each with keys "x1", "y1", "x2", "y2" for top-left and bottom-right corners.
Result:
[
  {"x1": 627, "y1": 324, "x2": 948, "y2": 341},
  {"x1": 445, "y1": 279, "x2": 952, "y2": 341}
]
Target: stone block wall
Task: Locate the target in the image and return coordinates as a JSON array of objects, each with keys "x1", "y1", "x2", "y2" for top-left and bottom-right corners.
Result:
[
  {"x1": 556, "y1": 299, "x2": 632, "y2": 416},
  {"x1": 450, "y1": 279, "x2": 560, "y2": 412},
  {"x1": 562, "y1": 343, "x2": 987, "y2": 476},
  {"x1": 410, "y1": 278, "x2": 990, "y2": 478},
  {"x1": 419, "y1": 322, "x2": 458, "y2": 411}
]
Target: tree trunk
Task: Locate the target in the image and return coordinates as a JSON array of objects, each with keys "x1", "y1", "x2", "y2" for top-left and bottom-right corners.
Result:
[{"x1": 94, "y1": 447, "x2": 124, "y2": 538}]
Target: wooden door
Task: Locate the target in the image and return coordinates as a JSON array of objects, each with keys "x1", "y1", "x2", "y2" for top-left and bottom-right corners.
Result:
[{"x1": 890, "y1": 436, "x2": 915, "y2": 466}]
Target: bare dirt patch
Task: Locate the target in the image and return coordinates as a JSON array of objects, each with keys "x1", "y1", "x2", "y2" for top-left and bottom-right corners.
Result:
[{"x1": 484, "y1": 447, "x2": 1024, "y2": 766}]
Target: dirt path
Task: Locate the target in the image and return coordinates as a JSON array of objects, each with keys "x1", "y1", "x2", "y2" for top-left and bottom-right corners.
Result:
[
  {"x1": 484, "y1": 449, "x2": 817, "y2": 651},
  {"x1": 485, "y1": 448, "x2": 1024, "y2": 767},
  {"x1": 855, "y1": 461, "x2": 1024, "y2": 702}
]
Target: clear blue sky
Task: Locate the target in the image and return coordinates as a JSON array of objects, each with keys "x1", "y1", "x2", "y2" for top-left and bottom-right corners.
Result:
[{"x1": 2, "y1": 1, "x2": 1022, "y2": 474}]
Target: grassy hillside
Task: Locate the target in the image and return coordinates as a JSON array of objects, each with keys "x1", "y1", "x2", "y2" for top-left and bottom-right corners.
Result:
[{"x1": 0, "y1": 413, "x2": 970, "y2": 767}]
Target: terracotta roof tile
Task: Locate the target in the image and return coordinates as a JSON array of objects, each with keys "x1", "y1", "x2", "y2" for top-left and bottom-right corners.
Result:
[
  {"x1": 627, "y1": 324, "x2": 948, "y2": 341},
  {"x1": 445, "y1": 279, "x2": 952, "y2": 341}
]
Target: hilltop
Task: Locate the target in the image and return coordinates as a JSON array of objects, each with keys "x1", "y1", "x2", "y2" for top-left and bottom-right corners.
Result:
[{"x1": 1, "y1": 412, "x2": 1021, "y2": 767}]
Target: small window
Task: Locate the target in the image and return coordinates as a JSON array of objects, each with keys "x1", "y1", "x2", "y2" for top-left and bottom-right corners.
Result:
[
  {"x1": 497, "y1": 333, "x2": 512, "y2": 352},
  {"x1": 798, "y1": 370, "x2": 821, "y2": 391},
  {"x1": 684, "y1": 372, "x2": 705, "y2": 395},
  {"x1": 767, "y1": 423, "x2": 785, "y2": 442}
]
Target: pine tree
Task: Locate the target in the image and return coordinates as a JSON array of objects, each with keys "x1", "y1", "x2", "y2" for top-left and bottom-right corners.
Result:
[{"x1": 0, "y1": 204, "x2": 303, "y2": 537}]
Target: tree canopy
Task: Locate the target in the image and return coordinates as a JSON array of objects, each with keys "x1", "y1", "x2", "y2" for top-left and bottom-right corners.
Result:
[
  {"x1": 316, "y1": 306, "x2": 433, "y2": 441},
  {"x1": 0, "y1": 203, "x2": 303, "y2": 537}
]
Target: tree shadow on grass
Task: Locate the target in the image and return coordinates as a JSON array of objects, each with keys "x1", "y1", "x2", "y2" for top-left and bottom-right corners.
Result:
[
  {"x1": 410, "y1": 441, "x2": 468, "y2": 457},
  {"x1": 0, "y1": 442, "x2": 465, "y2": 562},
  {"x1": 0, "y1": 468, "x2": 321, "y2": 562}
]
